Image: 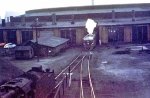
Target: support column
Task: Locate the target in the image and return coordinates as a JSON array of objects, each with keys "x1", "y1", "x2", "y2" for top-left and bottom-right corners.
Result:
[
  {"x1": 16, "y1": 30, "x2": 22, "y2": 44},
  {"x1": 33, "y1": 30, "x2": 36, "y2": 40},
  {"x1": 76, "y1": 28, "x2": 85, "y2": 45},
  {"x1": 53, "y1": 29, "x2": 60, "y2": 37},
  {"x1": 148, "y1": 25, "x2": 150, "y2": 41},
  {"x1": 124, "y1": 26, "x2": 132, "y2": 43},
  {"x1": 3, "y1": 30, "x2": 7, "y2": 43},
  {"x1": 99, "y1": 26, "x2": 108, "y2": 44}
]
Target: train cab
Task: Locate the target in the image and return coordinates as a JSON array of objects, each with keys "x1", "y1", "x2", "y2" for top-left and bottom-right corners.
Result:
[{"x1": 83, "y1": 34, "x2": 96, "y2": 50}]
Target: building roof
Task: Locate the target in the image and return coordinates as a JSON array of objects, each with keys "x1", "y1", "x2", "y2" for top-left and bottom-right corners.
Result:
[
  {"x1": 1, "y1": 3, "x2": 150, "y2": 30},
  {"x1": 30, "y1": 36, "x2": 69, "y2": 48},
  {"x1": 1, "y1": 17, "x2": 150, "y2": 30},
  {"x1": 25, "y1": 3, "x2": 150, "y2": 16}
]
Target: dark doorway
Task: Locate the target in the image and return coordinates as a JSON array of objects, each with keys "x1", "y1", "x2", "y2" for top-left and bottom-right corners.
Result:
[
  {"x1": 0, "y1": 30, "x2": 4, "y2": 42},
  {"x1": 22, "y1": 31, "x2": 33, "y2": 43},
  {"x1": 60, "y1": 29, "x2": 76, "y2": 46},
  {"x1": 108, "y1": 26, "x2": 124, "y2": 43},
  {"x1": 94, "y1": 27, "x2": 99, "y2": 45},
  {"x1": 132, "y1": 25, "x2": 148, "y2": 43},
  {"x1": 7, "y1": 30, "x2": 17, "y2": 44}
]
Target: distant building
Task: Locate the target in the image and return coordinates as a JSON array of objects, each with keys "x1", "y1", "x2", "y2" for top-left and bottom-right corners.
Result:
[
  {"x1": 15, "y1": 46, "x2": 34, "y2": 59},
  {"x1": 25, "y1": 36, "x2": 69, "y2": 56},
  {"x1": 0, "y1": 3, "x2": 150, "y2": 46}
]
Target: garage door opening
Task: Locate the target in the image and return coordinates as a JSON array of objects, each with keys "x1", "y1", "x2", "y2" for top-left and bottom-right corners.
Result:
[{"x1": 132, "y1": 25, "x2": 148, "y2": 43}]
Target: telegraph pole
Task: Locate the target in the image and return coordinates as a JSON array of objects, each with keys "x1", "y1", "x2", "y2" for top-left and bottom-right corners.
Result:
[{"x1": 92, "y1": 0, "x2": 94, "y2": 5}]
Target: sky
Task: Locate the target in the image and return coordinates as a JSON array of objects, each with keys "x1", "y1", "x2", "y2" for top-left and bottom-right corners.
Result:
[{"x1": 0, "y1": 0, "x2": 150, "y2": 19}]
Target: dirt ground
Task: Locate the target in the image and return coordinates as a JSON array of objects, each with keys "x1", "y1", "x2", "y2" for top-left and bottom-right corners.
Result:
[
  {"x1": 91, "y1": 45, "x2": 150, "y2": 98},
  {"x1": 1, "y1": 44, "x2": 150, "y2": 98},
  {"x1": 10, "y1": 47, "x2": 81, "y2": 72},
  {"x1": 61, "y1": 44, "x2": 150, "y2": 98}
]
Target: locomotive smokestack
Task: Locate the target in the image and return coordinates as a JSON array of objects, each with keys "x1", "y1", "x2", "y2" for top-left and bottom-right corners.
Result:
[{"x1": 85, "y1": 19, "x2": 97, "y2": 35}]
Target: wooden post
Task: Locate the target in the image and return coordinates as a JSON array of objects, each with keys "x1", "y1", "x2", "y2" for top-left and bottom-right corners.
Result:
[
  {"x1": 62, "y1": 81, "x2": 65, "y2": 95},
  {"x1": 66, "y1": 74, "x2": 68, "y2": 87},
  {"x1": 59, "y1": 89, "x2": 61, "y2": 98}
]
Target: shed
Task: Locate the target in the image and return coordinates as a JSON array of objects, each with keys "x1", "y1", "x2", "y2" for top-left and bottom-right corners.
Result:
[
  {"x1": 15, "y1": 46, "x2": 34, "y2": 59},
  {"x1": 26, "y1": 36, "x2": 69, "y2": 56}
]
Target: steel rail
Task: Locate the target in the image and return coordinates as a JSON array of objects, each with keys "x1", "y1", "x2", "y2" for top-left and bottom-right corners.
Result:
[
  {"x1": 80, "y1": 57, "x2": 84, "y2": 98},
  {"x1": 54, "y1": 83, "x2": 62, "y2": 98},
  {"x1": 52, "y1": 76, "x2": 66, "y2": 98},
  {"x1": 54, "y1": 76, "x2": 66, "y2": 89},
  {"x1": 55, "y1": 54, "x2": 81, "y2": 80},
  {"x1": 70, "y1": 56, "x2": 86, "y2": 72},
  {"x1": 80, "y1": 54, "x2": 96, "y2": 98},
  {"x1": 54, "y1": 55, "x2": 85, "y2": 89},
  {"x1": 87, "y1": 55, "x2": 96, "y2": 98},
  {"x1": 53, "y1": 54, "x2": 85, "y2": 98}
]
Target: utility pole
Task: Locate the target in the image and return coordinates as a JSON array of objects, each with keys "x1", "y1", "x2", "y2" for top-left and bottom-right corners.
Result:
[
  {"x1": 92, "y1": 0, "x2": 94, "y2": 5},
  {"x1": 32, "y1": 18, "x2": 39, "y2": 62},
  {"x1": 35, "y1": 18, "x2": 39, "y2": 62},
  {"x1": 31, "y1": 18, "x2": 42, "y2": 62}
]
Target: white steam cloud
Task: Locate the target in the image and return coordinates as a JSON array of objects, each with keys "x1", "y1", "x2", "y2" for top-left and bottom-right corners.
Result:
[{"x1": 85, "y1": 19, "x2": 97, "y2": 35}]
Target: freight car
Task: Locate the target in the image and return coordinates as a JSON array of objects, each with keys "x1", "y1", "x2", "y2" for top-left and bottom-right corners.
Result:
[
  {"x1": 83, "y1": 34, "x2": 96, "y2": 50},
  {"x1": 0, "y1": 67, "x2": 55, "y2": 98}
]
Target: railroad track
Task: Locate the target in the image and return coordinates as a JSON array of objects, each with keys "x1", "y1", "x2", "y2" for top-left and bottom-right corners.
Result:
[
  {"x1": 55, "y1": 54, "x2": 85, "y2": 80},
  {"x1": 80, "y1": 54, "x2": 96, "y2": 98},
  {"x1": 51, "y1": 54, "x2": 85, "y2": 98},
  {"x1": 50, "y1": 52, "x2": 95, "y2": 98}
]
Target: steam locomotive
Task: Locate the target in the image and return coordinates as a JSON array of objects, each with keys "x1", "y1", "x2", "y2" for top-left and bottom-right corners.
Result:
[
  {"x1": 83, "y1": 34, "x2": 96, "y2": 50},
  {"x1": 0, "y1": 67, "x2": 55, "y2": 98}
]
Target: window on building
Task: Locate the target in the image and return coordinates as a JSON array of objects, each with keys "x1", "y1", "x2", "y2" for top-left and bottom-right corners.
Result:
[{"x1": 132, "y1": 25, "x2": 148, "y2": 43}]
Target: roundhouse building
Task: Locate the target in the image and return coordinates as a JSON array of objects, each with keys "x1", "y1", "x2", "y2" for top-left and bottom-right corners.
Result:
[{"x1": 1, "y1": 3, "x2": 150, "y2": 46}]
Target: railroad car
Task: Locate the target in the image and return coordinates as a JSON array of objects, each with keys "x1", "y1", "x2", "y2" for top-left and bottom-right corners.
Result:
[
  {"x1": 83, "y1": 34, "x2": 96, "y2": 50},
  {"x1": 0, "y1": 67, "x2": 55, "y2": 98}
]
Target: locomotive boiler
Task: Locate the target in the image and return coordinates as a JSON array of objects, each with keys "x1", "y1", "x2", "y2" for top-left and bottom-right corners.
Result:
[{"x1": 0, "y1": 67, "x2": 55, "y2": 98}]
